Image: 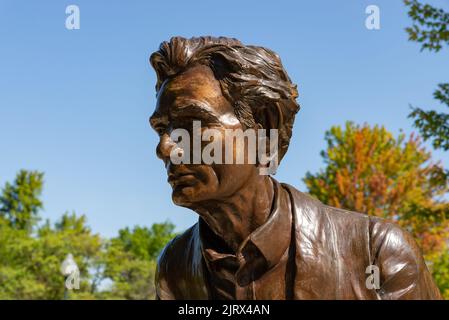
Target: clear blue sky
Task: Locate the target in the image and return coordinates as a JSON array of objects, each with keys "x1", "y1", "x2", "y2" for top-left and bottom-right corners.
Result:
[{"x1": 1, "y1": 0, "x2": 448, "y2": 237}]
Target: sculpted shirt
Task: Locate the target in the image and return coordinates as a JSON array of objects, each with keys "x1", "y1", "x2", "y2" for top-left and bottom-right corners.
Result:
[{"x1": 155, "y1": 178, "x2": 442, "y2": 300}]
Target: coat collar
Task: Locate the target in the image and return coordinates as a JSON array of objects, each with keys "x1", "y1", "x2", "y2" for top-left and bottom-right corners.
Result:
[{"x1": 199, "y1": 177, "x2": 292, "y2": 285}]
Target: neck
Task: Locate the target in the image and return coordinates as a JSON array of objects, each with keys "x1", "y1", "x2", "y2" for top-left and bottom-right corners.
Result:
[{"x1": 194, "y1": 174, "x2": 275, "y2": 253}]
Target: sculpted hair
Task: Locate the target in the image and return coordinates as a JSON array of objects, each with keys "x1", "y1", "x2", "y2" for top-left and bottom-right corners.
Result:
[{"x1": 150, "y1": 36, "x2": 300, "y2": 161}]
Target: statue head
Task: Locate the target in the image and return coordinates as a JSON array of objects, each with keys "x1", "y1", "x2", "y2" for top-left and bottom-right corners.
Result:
[{"x1": 149, "y1": 36, "x2": 300, "y2": 207}]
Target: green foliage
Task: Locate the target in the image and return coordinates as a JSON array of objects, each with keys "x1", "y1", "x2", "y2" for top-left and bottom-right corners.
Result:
[
  {"x1": 101, "y1": 244, "x2": 157, "y2": 300},
  {"x1": 404, "y1": 3, "x2": 449, "y2": 298},
  {"x1": 35, "y1": 213, "x2": 102, "y2": 299},
  {"x1": 405, "y1": 1, "x2": 449, "y2": 152},
  {"x1": 0, "y1": 170, "x2": 44, "y2": 232},
  {"x1": 0, "y1": 170, "x2": 176, "y2": 300},
  {"x1": 432, "y1": 250, "x2": 449, "y2": 298},
  {"x1": 0, "y1": 216, "x2": 42, "y2": 299},
  {"x1": 0, "y1": 212, "x2": 102, "y2": 299},
  {"x1": 404, "y1": 0, "x2": 449, "y2": 52},
  {"x1": 101, "y1": 223, "x2": 176, "y2": 299},
  {"x1": 112, "y1": 223, "x2": 176, "y2": 261},
  {"x1": 409, "y1": 83, "x2": 449, "y2": 151}
]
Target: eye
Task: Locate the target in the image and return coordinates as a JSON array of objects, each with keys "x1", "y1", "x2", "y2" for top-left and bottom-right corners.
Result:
[
  {"x1": 178, "y1": 116, "x2": 213, "y2": 128},
  {"x1": 154, "y1": 125, "x2": 167, "y2": 136},
  {"x1": 149, "y1": 114, "x2": 169, "y2": 135}
]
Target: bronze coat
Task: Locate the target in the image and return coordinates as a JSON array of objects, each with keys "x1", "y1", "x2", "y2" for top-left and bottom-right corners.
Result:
[{"x1": 155, "y1": 178, "x2": 442, "y2": 300}]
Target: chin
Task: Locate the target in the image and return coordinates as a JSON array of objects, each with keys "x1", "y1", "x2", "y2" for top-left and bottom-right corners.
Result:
[
  {"x1": 171, "y1": 185, "x2": 198, "y2": 206},
  {"x1": 171, "y1": 184, "x2": 214, "y2": 207}
]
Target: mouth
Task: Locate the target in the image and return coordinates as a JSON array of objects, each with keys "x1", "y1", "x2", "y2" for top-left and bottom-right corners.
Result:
[{"x1": 167, "y1": 172, "x2": 197, "y2": 189}]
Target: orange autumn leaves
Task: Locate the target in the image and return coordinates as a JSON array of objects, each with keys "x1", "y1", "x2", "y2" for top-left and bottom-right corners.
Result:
[{"x1": 304, "y1": 122, "x2": 449, "y2": 258}]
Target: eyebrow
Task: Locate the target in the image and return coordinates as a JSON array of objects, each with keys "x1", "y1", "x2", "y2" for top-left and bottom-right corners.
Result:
[
  {"x1": 149, "y1": 113, "x2": 167, "y2": 130},
  {"x1": 172, "y1": 103, "x2": 221, "y2": 123}
]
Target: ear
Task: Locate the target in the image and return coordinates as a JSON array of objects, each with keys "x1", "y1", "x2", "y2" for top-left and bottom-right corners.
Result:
[
  {"x1": 253, "y1": 103, "x2": 282, "y2": 169},
  {"x1": 254, "y1": 102, "x2": 282, "y2": 132}
]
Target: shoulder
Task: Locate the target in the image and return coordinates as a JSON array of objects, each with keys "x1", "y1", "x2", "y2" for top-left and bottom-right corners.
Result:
[
  {"x1": 367, "y1": 216, "x2": 441, "y2": 299},
  {"x1": 279, "y1": 182, "x2": 441, "y2": 298},
  {"x1": 368, "y1": 217, "x2": 438, "y2": 297},
  {"x1": 282, "y1": 181, "x2": 424, "y2": 266},
  {"x1": 157, "y1": 223, "x2": 198, "y2": 269},
  {"x1": 369, "y1": 216, "x2": 424, "y2": 276},
  {"x1": 155, "y1": 223, "x2": 200, "y2": 299},
  {"x1": 369, "y1": 216, "x2": 418, "y2": 258},
  {"x1": 280, "y1": 182, "x2": 370, "y2": 227}
]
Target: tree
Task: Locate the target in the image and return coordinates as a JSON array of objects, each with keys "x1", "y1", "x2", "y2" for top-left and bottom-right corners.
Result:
[
  {"x1": 0, "y1": 212, "x2": 102, "y2": 299},
  {"x1": 35, "y1": 213, "x2": 103, "y2": 299},
  {"x1": 405, "y1": 0, "x2": 449, "y2": 152},
  {"x1": 432, "y1": 250, "x2": 449, "y2": 298},
  {"x1": 0, "y1": 216, "x2": 41, "y2": 299},
  {"x1": 0, "y1": 171, "x2": 102, "y2": 299},
  {"x1": 0, "y1": 170, "x2": 44, "y2": 232},
  {"x1": 101, "y1": 223, "x2": 176, "y2": 300},
  {"x1": 304, "y1": 122, "x2": 449, "y2": 258},
  {"x1": 405, "y1": 0, "x2": 449, "y2": 52},
  {"x1": 404, "y1": 0, "x2": 449, "y2": 298},
  {"x1": 409, "y1": 81, "x2": 449, "y2": 152},
  {"x1": 0, "y1": 170, "x2": 177, "y2": 299}
]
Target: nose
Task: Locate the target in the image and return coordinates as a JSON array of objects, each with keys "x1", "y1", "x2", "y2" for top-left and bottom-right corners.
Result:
[{"x1": 156, "y1": 133, "x2": 176, "y2": 161}]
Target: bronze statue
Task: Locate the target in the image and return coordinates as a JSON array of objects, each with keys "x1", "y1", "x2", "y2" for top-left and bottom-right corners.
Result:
[{"x1": 149, "y1": 36, "x2": 442, "y2": 300}]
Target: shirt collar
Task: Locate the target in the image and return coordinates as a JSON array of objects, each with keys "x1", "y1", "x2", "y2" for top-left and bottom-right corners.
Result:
[{"x1": 199, "y1": 177, "x2": 292, "y2": 284}]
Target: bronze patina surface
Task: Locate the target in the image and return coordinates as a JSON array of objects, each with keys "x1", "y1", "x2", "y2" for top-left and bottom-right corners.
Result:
[{"x1": 149, "y1": 36, "x2": 442, "y2": 300}]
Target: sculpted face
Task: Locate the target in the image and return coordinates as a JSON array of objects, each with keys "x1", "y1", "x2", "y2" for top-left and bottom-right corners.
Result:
[{"x1": 150, "y1": 65, "x2": 259, "y2": 207}]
